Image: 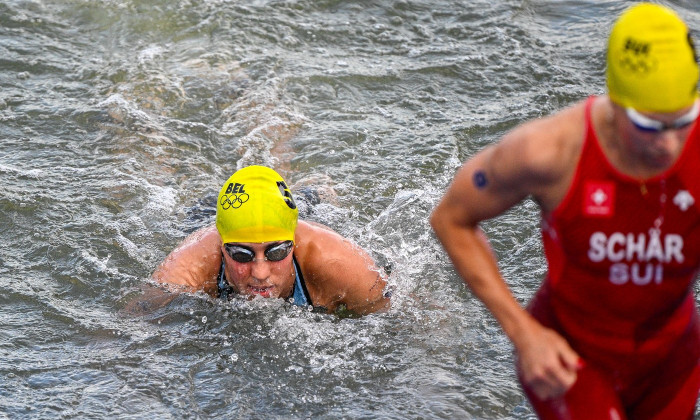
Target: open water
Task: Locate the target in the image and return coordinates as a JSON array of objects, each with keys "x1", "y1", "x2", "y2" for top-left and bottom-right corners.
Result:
[{"x1": 1, "y1": 0, "x2": 700, "y2": 418}]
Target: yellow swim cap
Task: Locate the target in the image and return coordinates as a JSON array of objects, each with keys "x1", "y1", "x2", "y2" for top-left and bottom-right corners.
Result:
[
  {"x1": 606, "y1": 3, "x2": 699, "y2": 113},
  {"x1": 216, "y1": 165, "x2": 298, "y2": 244}
]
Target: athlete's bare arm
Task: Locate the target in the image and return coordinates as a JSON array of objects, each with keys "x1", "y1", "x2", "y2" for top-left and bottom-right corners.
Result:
[
  {"x1": 431, "y1": 101, "x2": 587, "y2": 400},
  {"x1": 294, "y1": 221, "x2": 390, "y2": 315},
  {"x1": 151, "y1": 225, "x2": 222, "y2": 295},
  {"x1": 121, "y1": 226, "x2": 222, "y2": 315},
  {"x1": 148, "y1": 220, "x2": 388, "y2": 314}
]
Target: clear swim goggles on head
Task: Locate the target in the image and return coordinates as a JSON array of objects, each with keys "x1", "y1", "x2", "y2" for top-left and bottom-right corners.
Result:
[
  {"x1": 626, "y1": 101, "x2": 700, "y2": 133},
  {"x1": 224, "y1": 240, "x2": 294, "y2": 263}
]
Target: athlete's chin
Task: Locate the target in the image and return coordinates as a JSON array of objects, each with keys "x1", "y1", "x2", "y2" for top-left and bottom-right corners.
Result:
[{"x1": 645, "y1": 153, "x2": 674, "y2": 169}]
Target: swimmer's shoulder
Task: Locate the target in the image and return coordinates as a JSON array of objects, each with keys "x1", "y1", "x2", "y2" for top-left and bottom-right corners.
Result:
[
  {"x1": 488, "y1": 99, "x2": 588, "y2": 206},
  {"x1": 292, "y1": 221, "x2": 344, "y2": 274},
  {"x1": 504, "y1": 99, "x2": 587, "y2": 173},
  {"x1": 293, "y1": 221, "x2": 385, "y2": 312},
  {"x1": 152, "y1": 225, "x2": 222, "y2": 294}
]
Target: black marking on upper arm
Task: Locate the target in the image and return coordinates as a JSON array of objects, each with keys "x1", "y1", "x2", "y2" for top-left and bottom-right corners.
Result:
[{"x1": 473, "y1": 170, "x2": 488, "y2": 189}]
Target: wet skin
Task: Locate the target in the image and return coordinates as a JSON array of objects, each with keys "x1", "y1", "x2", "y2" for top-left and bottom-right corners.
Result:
[{"x1": 221, "y1": 241, "x2": 296, "y2": 299}]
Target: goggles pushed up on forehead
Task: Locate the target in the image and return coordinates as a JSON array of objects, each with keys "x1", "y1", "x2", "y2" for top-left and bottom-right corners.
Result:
[
  {"x1": 626, "y1": 101, "x2": 700, "y2": 133},
  {"x1": 224, "y1": 241, "x2": 294, "y2": 263}
]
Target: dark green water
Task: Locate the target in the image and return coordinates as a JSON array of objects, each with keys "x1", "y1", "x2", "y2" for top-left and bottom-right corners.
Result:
[{"x1": 1, "y1": 0, "x2": 699, "y2": 418}]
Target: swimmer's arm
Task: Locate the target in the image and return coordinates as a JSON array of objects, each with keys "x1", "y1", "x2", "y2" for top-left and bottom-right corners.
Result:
[
  {"x1": 327, "y1": 242, "x2": 390, "y2": 315},
  {"x1": 151, "y1": 225, "x2": 222, "y2": 296},
  {"x1": 323, "y1": 246, "x2": 390, "y2": 315},
  {"x1": 120, "y1": 283, "x2": 179, "y2": 316},
  {"x1": 297, "y1": 222, "x2": 389, "y2": 315},
  {"x1": 430, "y1": 132, "x2": 539, "y2": 338},
  {"x1": 430, "y1": 113, "x2": 582, "y2": 399}
]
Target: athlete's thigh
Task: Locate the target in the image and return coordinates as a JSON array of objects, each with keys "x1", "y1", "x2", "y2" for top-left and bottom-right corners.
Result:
[
  {"x1": 628, "y1": 322, "x2": 700, "y2": 420},
  {"x1": 630, "y1": 364, "x2": 699, "y2": 420}
]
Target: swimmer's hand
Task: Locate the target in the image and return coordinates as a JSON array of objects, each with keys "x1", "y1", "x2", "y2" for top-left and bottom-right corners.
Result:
[{"x1": 513, "y1": 319, "x2": 582, "y2": 400}]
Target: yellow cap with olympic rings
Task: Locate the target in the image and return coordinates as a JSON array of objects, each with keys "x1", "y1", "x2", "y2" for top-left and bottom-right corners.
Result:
[
  {"x1": 606, "y1": 2, "x2": 699, "y2": 113},
  {"x1": 216, "y1": 165, "x2": 298, "y2": 244}
]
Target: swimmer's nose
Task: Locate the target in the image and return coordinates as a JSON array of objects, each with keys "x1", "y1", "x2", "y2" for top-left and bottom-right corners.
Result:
[{"x1": 250, "y1": 259, "x2": 271, "y2": 281}]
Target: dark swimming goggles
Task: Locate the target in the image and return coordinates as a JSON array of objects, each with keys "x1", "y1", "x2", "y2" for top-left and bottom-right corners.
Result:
[
  {"x1": 224, "y1": 241, "x2": 294, "y2": 263},
  {"x1": 626, "y1": 102, "x2": 700, "y2": 133}
]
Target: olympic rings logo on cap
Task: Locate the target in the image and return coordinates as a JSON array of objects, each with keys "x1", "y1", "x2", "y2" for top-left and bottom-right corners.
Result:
[
  {"x1": 617, "y1": 38, "x2": 658, "y2": 75},
  {"x1": 618, "y1": 55, "x2": 657, "y2": 75},
  {"x1": 220, "y1": 193, "x2": 249, "y2": 210}
]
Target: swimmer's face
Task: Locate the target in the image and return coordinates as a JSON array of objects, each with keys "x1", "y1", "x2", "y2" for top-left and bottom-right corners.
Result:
[
  {"x1": 618, "y1": 103, "x2": 697, "y2": 169},
  {"x1": 221, "y1": 241, "x2": 295, "y2": 299}
]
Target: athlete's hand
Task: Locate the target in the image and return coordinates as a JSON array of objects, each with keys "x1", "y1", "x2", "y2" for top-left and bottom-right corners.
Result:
[{"x1": 514, "y1": 321, "x2": 582, "y2": 400}]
